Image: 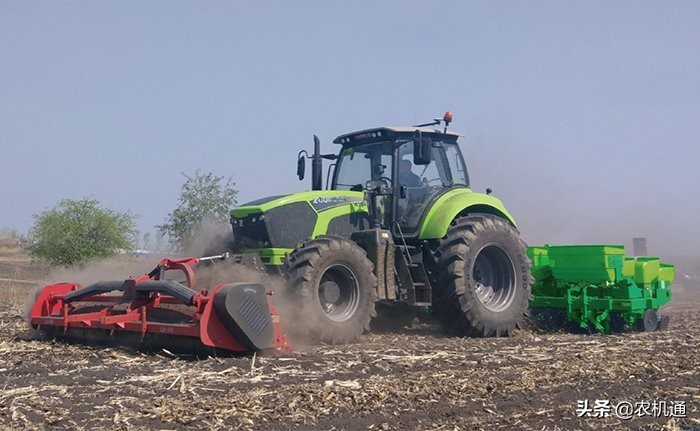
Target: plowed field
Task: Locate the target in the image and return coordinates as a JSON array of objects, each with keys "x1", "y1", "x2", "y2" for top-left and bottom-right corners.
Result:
[{"x1": 0, "y1": 252, "x2": 698, "y2": 430}]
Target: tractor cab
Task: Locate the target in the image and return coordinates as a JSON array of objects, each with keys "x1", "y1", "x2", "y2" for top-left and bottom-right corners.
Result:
[{"x1": 329, "y1": 115, "x2": 469, "y2": 235}]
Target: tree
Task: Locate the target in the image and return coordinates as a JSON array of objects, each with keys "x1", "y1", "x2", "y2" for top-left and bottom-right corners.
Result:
[
  {"x1": 158, "y1": 170, "x2": 238, "y2": 251},
  {"x1": 28, "y1": 198, "x2": 138, "y2": 266}
]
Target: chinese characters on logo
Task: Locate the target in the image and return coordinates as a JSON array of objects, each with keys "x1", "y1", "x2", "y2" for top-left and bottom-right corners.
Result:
[{"x1": 576, "y1": 399, "x2": 687, "y2": 419}]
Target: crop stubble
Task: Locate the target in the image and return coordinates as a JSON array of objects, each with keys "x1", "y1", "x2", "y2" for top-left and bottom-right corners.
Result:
[{"x1": 0, "y1": 280, "x2": 698, "y2": 430}]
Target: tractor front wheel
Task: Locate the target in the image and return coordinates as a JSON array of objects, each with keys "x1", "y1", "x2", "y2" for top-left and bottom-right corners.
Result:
[
  {"x1": 282, "y1": 236, "x2": 377, "y2": 344},
  {"x1": 433, "y1": 215, "x2": 533, "y2": 337}
]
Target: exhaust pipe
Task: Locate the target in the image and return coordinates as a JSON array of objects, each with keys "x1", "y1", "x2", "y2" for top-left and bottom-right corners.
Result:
[{"x1": 312, "y1": 135, "x2": 323, "y2": 190}]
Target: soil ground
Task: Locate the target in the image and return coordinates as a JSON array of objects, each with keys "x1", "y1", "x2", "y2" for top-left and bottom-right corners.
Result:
[{"x1": 0, "y1": 244, "x2": 698, "y2": 430}]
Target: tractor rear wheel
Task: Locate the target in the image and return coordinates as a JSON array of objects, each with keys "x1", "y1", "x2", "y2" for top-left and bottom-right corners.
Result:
[
  {"x1": 433, "y1": 215, "x2": 533, "y2": 337},
  {"x1": 282, "y1": 236, "x2": 377, "y2": 344}
]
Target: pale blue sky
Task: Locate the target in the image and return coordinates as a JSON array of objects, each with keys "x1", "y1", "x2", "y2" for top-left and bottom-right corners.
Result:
[{"x1": 1, "y1": 1, "x2": 698, "y2": 256}]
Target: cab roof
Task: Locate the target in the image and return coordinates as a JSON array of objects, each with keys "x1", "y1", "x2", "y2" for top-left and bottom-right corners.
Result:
[{"x1": 333, "y1": 126, "x2": 463, "y2": 146}]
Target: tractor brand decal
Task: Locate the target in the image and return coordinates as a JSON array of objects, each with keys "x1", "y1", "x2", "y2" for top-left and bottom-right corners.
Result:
[
  {"x1": 310, "y1": 196, "x2": 363, "y2": 212},
  {"x1": 312, "y1": 196, "x2": 347, "y2": 204}
]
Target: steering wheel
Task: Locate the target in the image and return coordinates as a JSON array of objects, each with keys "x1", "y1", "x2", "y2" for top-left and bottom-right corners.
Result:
[{"x1": 425, "y1": 178, "x2": 443, "y2": 186}]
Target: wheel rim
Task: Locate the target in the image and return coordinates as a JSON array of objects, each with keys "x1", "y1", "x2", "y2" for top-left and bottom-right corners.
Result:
[
  {"x1": 317, "y1": 263, "x2": 360, "y2": 322},
  {"x1": 472, "y1": 244, "x2": 517, "y2": 312}
]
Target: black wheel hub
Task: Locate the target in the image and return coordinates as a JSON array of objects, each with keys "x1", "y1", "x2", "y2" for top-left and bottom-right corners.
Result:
[{"x1": 320, "y1": 281, "x2": 341, "y2": 303}]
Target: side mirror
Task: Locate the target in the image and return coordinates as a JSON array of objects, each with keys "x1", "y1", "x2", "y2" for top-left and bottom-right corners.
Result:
[
  {"x1": 297, "y1": 155, "x2": 306, "y2": 180},
  {"x1": 413, "y1": 130, "x2": 432, "y2": 165}
]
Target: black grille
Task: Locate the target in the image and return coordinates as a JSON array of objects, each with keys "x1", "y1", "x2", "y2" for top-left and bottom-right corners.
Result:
[
  {"x1": 232, "y1": 202, "x2": 317, "y2": 249},
  {"x1": 265, "y1": 202, "x2": 316, "y2": 248},
  {"x1": 232, "y1": 213, "x2": 270, "y2": 249}
]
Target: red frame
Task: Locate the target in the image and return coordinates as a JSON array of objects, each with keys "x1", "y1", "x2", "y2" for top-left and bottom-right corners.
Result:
[{"x1": 29, "y1": 257, "x2": 291, "y2": 353}]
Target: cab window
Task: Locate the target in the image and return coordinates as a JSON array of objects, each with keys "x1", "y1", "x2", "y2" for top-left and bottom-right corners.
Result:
[
  {"x1": 333, "y1": 142, "x2": 393, "y2": 190},
  {"x1": 444, "y1": 143, "x2": 469, "y2": 186}
]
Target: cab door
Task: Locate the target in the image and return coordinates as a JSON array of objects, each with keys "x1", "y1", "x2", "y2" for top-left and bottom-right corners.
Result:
[{"x1": 394, "y1": 141, "x2": 451, "y2": 234}]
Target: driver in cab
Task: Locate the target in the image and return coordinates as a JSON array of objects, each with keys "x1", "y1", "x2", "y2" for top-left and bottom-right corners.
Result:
[{"x1": 399, "y1": 159, "x2": 422, "y2": 187}]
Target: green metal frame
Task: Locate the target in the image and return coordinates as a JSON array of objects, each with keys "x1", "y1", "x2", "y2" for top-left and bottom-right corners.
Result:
[
  {"x1": 242, "y1": 248, "x2": 294, "y2": 265},
  {"x1": 528, "y1": 245, "x2": 674, "y2": 332}
]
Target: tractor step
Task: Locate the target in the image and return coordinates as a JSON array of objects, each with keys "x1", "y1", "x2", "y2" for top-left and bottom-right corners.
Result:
[{"x1": 396, "y1": 245, "x2": 433, "y2": 306}]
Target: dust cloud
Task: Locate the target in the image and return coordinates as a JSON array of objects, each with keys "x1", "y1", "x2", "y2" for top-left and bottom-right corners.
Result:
[
  {"x1": 466, "y1": 133, "x2": 700, "y2": 265},
  {"x1": 180, "y1": 219, "x2": 233, "y2": 258},
  {"x1": 193, "y1": 258, "x2": 315, "y2": 348},
  {"x1": 37, "y1": 219, "x2": 235, "y2": 292},
  {"x1": 44, "y1": 255, "x2": 163, "y2": 288},
  {"x1": 180, "y1": 221, "x2": 324, "y2": 346},
  {"x1": 24, "y1": 255, "x2": 164, "y2": 322}
]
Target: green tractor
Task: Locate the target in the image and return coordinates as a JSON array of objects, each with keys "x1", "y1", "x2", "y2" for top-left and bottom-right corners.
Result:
[{"x1": 227, "y1": 112, "x2": 533, "y2": 343}]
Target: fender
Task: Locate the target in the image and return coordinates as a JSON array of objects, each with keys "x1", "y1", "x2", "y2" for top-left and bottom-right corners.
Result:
[{"x1": 417, "y1": 188, "x2": 517, "y2": 240}]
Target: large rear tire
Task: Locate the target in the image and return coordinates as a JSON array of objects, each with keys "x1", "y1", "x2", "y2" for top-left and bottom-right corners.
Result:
[
  {"x1": 281, "y1": 236, "x2": 377, "y2": 344},
  {"x1": 433, "y1": 215, "x2": 533, "y2": 337}
]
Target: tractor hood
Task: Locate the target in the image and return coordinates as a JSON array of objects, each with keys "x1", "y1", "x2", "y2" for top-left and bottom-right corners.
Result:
[
  {"x1": 232, "y1": 190, "x2": 366, "y2": 218},
  {"x1": 230, "y1": 190, "x2": 368, "y2": 251}
]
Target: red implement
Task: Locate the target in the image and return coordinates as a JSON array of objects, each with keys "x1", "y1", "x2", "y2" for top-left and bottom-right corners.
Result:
[{"x1": 29, "y1": 255, "x2": 291, "y2": 354}]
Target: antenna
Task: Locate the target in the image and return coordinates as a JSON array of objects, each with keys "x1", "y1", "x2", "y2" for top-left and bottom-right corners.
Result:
[{"x1": 413, "y1": 111, "x2": 454, "y2": 132}]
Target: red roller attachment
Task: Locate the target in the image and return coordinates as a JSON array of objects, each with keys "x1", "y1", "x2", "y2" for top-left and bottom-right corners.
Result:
[{"x1": 28, "y1": 256, "x2": 291, "y2": 354}]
